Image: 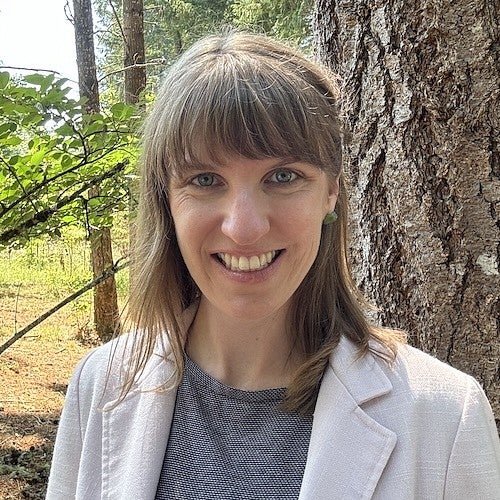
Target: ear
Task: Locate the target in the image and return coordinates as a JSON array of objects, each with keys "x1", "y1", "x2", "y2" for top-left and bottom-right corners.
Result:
[{"x1": 327, "y1": 176, "x2": 340, "y2": 212}]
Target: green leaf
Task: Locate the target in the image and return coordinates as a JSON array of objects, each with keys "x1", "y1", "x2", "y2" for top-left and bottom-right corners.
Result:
[
  {"x1": 24, "y1": 73, "x2": 55, "y2": 90},
  {"x1": 0, "y1": 122, "x2": 17, "y2": 136},
  {"x1": 8, "y1": 155, "x2": 20, "y2": 166},
  {"x1": 30, "y1": 150, "x2": 46, "y2": 166},
  {"x1": 84, "y1": 121, "x2": 106, "y2": 136},
  {"x1": 61, "y1": 154, "x2": 73, "y2": 168},
  {"x1": 55, "y1": 123, "x2": 74, "y2": 137},
  {"x1": 0, "y1": 72, "x2": 10, "y2": 90},
  {"x1": 1, "y1": 136, "x2": 22, "y2": 146},
  {"x1": 110, "y1": 102, "x2": 126, "y2": 118}
]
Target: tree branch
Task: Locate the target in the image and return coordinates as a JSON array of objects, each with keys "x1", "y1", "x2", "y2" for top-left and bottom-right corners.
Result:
[
  {"x1": 0, "y1": 160, "x2": 128, "y2": 245},
  {"x1": 0, "y1": 145, "x2": 131, "y2": 219},
  {"x1": 1, "y1": 157, "x2": 40, "y2": 214},
  {"x1": 108, "y1": 0, "x2": 128, "y2": 51},
  {"x1": 97, "y1": 59, "x2": 165, "y2": 83},
  {"x1": 0, "y1": 258, "x2": 129, "y2": 355},
  {"x1": 0, "y1": 66, "x2": 79, "y2": 86},
  {"x1": 0, "y1": 65, "x2": 62, "y2": 75}
]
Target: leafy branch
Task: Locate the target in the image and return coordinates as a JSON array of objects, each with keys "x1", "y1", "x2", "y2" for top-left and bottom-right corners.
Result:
[{"x1": 0, "y1": 160, "x2": 129, "y2": 246}]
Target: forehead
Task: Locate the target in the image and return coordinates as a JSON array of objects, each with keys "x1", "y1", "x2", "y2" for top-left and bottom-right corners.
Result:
[{"x1": 160, "y1": 58, "x2": 332, "y2": 176}]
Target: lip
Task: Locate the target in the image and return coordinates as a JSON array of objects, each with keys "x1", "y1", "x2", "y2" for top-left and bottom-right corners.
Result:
[{"x1": 211, "y1": 249, "x2": 285, "y2": 283}]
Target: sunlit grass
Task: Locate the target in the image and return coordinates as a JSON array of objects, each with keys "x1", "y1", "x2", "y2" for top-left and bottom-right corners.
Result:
[{"x1": 0, "y1": 227, "x2": 129, "y2": 342}]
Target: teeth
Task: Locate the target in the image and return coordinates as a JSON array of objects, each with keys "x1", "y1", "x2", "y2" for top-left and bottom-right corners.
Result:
[
  {"x1": 249, "y1": 256, "x2": 260, "y2": 270},
  {"x1": 238, "y1": 256, "x2": 250, "y2": 271},
  {"x1": 217, "y1": 251, "x2": 277, "y2": 272}
]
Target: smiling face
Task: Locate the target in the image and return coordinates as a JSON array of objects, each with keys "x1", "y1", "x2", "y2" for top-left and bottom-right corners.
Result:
[{"x1": 169, "y1": 155, "x2": 338, "y2": 322}]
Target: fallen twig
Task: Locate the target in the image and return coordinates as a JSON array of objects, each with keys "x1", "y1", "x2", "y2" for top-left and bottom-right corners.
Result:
[{"x1": 0, "y1": 258, "x2": 128, "y2": 355}]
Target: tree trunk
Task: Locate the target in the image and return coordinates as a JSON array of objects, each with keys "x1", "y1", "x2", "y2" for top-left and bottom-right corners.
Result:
[
  {"x1": 73, "y1": 0, "x2": 119, "y2": 342},
  {"x1": 123, "y1": 0, "x2": 146, "y2": 258},
  {"x1": 313, "y1": 0, "x2": 499, "y2": 422},
  {"x1": 123, "y1": 0, "x2": 146, "y2": 105}
]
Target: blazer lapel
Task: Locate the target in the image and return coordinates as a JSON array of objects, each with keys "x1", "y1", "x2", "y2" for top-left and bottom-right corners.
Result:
[
  {"x1": 299, "y1": 337, "x2": 397, "y2": 500},
  {"x1": 101, "y1": 353, "x2": 178, "y2": 499},
  {"x1": 99, "y1": 306, "x2": 197, "y2": 499}
]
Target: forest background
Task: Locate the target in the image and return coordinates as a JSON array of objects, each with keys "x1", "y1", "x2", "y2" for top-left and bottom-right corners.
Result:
[
  {"x1": 1, "y1": 1, "x2": 313, "y2": 497},
  {"x1": 0, "y1": 0, "x2": 498, "y2": 498}
]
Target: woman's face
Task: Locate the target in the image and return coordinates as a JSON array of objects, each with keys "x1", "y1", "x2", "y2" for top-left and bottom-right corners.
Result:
[{"x1": 169, "y1": 155, "x2": 338, "y2": 321}]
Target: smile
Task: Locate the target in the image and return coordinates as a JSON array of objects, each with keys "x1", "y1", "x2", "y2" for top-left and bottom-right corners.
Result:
[{"x1": 216, "y1": 251, "x2": 282, "y2": 272}]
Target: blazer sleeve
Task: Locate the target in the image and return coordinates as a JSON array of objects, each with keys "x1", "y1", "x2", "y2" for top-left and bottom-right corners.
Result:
[
  {"x1": 45, "y1": 348, "x2": 105, "y2": 499},
  {"x1": 444, "y1": 377, "x2": 500, "y2": 499}
]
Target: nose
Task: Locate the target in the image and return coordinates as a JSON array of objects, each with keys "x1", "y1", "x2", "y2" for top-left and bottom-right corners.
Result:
[{"x1": 221, "y1": 190, "x2": 270, "y2": 245}]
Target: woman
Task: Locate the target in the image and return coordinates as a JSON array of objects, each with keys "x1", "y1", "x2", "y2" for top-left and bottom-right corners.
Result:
[{"x1": 46, "y1": 31, "x2": 500, "y2": 499}]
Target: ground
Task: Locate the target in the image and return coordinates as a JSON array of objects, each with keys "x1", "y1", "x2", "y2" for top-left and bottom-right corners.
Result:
[
  {"x1": 0, "y1": 239, "x2": 118, "y2": 498},
  {"x1": 0, "y1": 325, "x2": 93, "y2": 498}
]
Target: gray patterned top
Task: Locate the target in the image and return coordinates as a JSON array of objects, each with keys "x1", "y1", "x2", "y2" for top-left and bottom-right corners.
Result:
[{"x1": 155, "y1": 356, "x2": 313, "y2": 499}]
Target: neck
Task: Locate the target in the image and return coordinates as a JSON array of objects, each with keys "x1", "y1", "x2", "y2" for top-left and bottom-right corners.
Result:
[{"x1": 186, "y1": 298, "x2": 302, "y2": 390}]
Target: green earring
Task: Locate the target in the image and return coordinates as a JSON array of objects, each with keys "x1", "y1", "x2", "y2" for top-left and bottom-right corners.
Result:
[{"x1": 323, "y1": 211, "x2": 338, "y2": 225}]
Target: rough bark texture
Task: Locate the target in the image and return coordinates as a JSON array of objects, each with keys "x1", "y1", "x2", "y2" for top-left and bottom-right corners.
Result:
[
  {"x1": 89, "y1": 205, "x2": 119, "y2": 342},
  {"x1": 314, "y1": 0, "x2": 499, "y2": 422},
  {"x1": 123, "y1": 0, "x2": 145, "y2": 248},
  {"x1": 74, "y1": 0, "x2": 119, "y2": 342},
  {"x1": 123, "y1": 0, "x2": 146, "y2": 104},
  {"x1": 73, "y1": 0, "x2": 100, "y2": 113}
]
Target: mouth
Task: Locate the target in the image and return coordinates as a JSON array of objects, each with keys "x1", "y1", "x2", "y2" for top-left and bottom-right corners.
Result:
[{"x1": 215, "y1": 250, "x2": 283, "y2": 272}]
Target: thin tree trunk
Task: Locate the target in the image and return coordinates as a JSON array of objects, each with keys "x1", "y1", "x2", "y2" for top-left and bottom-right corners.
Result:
[
  {"x1": 123, "y1": 0, "x2": 146, "y2": 105},
  {"x1": 73, "y1": 0, "x2": 119, "y2": 342},
  {"x1": 123, "y1": 0, "x2": 146, "y2": 260},
  {"x1": 314, "y1": 0, "x2": 499, "y2": 422}
]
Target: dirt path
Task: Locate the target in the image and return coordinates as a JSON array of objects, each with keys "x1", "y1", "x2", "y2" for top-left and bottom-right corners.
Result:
[{"x1": 0, "y1": 334, "x2": 92, "y2": 498}]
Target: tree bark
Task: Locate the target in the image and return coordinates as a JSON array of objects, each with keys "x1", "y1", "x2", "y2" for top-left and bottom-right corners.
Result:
[
  {"x1": 73, "y1": 0, "x2": 120, "y2": 342},
  {"x1": 123, "y1": 0, "x2": 146, "y2": 105},
  {"x1": 74, "y1": 0, "x2": 100, "y2": 113},
  {"x1": 314, "y1": 0, "x2": 499, "y2": 422}
]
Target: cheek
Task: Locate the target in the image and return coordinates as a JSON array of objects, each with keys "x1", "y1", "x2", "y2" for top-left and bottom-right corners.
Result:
[
  {"x1": 171, "y1": 203, "x2": 218, "y2": 255},
  {"x1": 282, "y1": 197, "x2": 325, "y2": 232},
  {"x1": 280, "y1": 205, "x2": 324, "y2": 256}
]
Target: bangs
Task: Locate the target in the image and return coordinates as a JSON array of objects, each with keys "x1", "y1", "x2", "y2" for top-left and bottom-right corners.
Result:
[{"x1": 158, "y1": 50, "x2": 342, "y2": 177}]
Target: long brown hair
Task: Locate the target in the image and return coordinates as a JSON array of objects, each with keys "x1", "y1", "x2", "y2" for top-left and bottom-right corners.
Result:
[{"x1": 120, "y1": 31, "x2": 402, "y2": 414}]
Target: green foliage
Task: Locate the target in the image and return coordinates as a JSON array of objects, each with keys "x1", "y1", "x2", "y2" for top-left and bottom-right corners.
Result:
[
  {"x1": 0, "y1": 233, "x2": 92, "y2": 300},
  {"x1": 94, "y1": 0, "x2": 231, "y2": 99},
  {"x1": 94, "y1": 0, "x2": 312, "y2": 100},
  {"x1": 0, "y1": 71, "x2": 141, "y2": 248},
  {"x1": 230, "y1": 0, "x2": 313, "y2": 47}
]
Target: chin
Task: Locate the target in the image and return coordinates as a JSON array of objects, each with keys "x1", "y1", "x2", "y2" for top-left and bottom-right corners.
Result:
[{"x1": 224, "y1": 298, "x2": 290, "y2": 322}]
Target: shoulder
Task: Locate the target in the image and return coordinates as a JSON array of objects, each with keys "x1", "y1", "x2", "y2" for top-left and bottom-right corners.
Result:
[
  {"x1": 373, "y1": 342, "x2": 482, "y2": 408},
  {"x1": 378, "y1": 343, "x2": 500, "y2": 492},
  {"x1": 390, "y1": 342, "x2": 475, "y2": 392},
  {"x1": 67, "y1": 332, "x2": 173, "y2": 408},
  {"x1": 369, "y1": 341, "x2": 497, "y2": 436},
  {"x1": 332, "y1": 336, "x2": 495, "y2": 426},
  {"x1": 71, "y1": 335, "x2": 126, "y2": 387},
  {"x1": 64, "y1": 337, "x2": 125, "y2": 413}
]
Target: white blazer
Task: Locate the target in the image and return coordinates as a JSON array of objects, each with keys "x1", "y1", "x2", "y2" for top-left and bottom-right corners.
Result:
[{"x1": 46, "y1": 334, "x2": 500, "y2": 499}]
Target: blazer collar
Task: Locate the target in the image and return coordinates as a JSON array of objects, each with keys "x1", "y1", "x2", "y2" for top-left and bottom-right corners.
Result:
[
  {"x1": 299, "y1": 336, "x2": 397, "y2": 500},
  {"x1": 100, "y1": 327, "x2": 396, "y2": 499}
]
